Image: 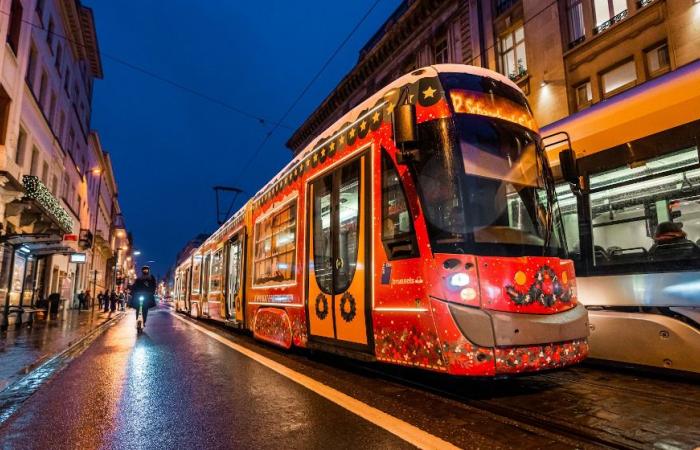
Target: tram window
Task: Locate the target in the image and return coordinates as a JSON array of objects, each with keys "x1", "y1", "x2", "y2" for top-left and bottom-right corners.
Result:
[
  {"x1": 209, "y1": 248, "x2": 223, "y2": 292},
  {"x1": 192, "y1": 257, "x2": 202, "y2": 293},
  {"x1": 228, "y1": 238, "x2": 242, "y2": 296},
  {"x1": 381, "y1": 150, "x2": 417, "y2": 258},
  {"x1": 253, "y1": 200, "x2": 297, "y2": 286},
  {"x1": 590, "y1": 147, "x2": 700, "y2": 267},
  {"x1": 336, "y1": 161, "x2": 361, "y2": 292},
  {"x1": 312, "y1": 175, "x2": 333, "y2": 294}
]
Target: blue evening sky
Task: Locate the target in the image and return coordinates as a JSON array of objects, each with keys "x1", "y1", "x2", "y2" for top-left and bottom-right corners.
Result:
[{"x1": 87, "y1": 0, "x2": 402, "y2": 277}]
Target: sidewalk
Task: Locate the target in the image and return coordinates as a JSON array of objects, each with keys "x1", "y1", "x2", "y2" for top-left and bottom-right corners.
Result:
[{"x1": 0, "y1": 306, "x2": 124, "y2": 392}]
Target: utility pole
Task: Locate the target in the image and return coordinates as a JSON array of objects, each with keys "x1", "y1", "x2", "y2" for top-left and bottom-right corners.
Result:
[{"x1": 89, "y1": 167, "x2": 102, "y2": 309}]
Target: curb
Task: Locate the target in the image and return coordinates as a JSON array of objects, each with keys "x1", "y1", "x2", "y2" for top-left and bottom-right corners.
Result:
[{"x1": 0, "y1": 312, "x2": 126, "y2": 426}]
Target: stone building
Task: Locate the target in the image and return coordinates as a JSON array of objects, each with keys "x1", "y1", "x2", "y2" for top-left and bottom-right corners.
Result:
[
  {"x1": 0, "y1": 0, "x2": 130, "y2": 326},
  {"x1": 287, "y1": 0, "x2": 700, "y2": 153}
]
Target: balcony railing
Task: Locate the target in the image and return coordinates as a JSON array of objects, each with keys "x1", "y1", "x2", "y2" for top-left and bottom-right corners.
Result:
[
  {"x1": 593, "y1": 9, "x2": 628, "y2": 35},
  {"x1": 638, "y1": 0, "x2": 656, "y2": 8},
  {"x1": 568, "y1": 35, "x2": 586, "y2": 50}
]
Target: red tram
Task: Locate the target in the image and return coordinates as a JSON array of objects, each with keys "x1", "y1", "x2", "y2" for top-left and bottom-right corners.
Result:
[{"x1": 174, "y1": 65, "x2": 589, "y2": 376}]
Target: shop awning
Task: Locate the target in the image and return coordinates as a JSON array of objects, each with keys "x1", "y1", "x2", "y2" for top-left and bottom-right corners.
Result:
[
  {"x1": 3, "y1": 176, "x2": 74, "y2": 236},
  {"x1": 542, "y1": 60, "x2": 700, "y2": 163}
]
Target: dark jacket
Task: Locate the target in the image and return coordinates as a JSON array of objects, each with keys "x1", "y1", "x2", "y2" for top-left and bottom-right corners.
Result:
[{"x1": 130, "y1": 275, "x2": 157, "y2": 309}]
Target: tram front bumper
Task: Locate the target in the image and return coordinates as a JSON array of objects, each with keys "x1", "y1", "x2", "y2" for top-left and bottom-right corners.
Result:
[{"x1": 448, "y1": 302, "x2": 589, "y2": 348}]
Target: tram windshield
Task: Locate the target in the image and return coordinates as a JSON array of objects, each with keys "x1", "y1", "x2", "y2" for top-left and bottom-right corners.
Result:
[{"x1": 413, "y1": 116, "x2": 564, "y2": 257}]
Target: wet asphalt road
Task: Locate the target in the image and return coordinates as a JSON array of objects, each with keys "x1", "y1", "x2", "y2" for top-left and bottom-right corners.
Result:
[{"x1": 0, "y1": 306, "x2": 410, "y2": 450}]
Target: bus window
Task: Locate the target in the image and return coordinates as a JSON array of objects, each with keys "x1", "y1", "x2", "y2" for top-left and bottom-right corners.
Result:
[
  {"x1": 589, "y1": 147, "x2": 700, "y2": 267},
  {"x1": 552, "y1": 183, "x2": 580, "y2": 260}
]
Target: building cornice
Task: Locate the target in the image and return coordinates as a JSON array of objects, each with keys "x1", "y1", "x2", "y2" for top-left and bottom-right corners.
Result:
[
  {"x1": 59, "y1": 0, "x2": 103, "y2": 79},
  {"x1": 285, "y1": 0, "x2": 451, "y2": 153}
]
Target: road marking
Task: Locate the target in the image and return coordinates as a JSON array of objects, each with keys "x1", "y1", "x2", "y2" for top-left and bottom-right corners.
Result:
[{"x1": 170, "y1": 312, "x2": 460, "y2": 450}]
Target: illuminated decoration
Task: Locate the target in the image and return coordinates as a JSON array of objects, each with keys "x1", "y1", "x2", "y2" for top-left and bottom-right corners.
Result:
[
  {"x1": 22, "y1": 175, "x2": 73, "y2": 233},
  {"x1": 252, "y1": 76, "x2": 447, "y2": 210},
  {"x1": 339, "y1": 292, "x2": 357, "y2": 322},
  {"x1": 449, "y1": 89, "x2": 539, "y2": 132},
  {"x1": 505, "y1": 265, "x2": 573, "y2": 307}
]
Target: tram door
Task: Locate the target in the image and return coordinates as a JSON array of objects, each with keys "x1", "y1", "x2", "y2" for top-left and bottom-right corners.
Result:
[
  {"x1": 226, "y1": 233, "x2": 245, "y2": 322},
  {"x1": 307, "y1": 154, "x2": 369, "y2": 347}
]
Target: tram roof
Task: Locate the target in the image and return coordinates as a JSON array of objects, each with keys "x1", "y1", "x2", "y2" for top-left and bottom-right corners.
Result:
[
  {"x1": 542, "y1": 59, "x2": 700, "y2": 165},
  {"x1": 188, "y1": 65, "x2": 521, "y2": 260},
  {"x1": 254, "y1": 64, "x2": 518, "y2": 201}
]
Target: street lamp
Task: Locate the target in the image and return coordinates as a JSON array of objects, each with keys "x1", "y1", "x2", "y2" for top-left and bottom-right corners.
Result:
[{"x1": 89, "y1": 167, "x2": 102, "y2": 309}]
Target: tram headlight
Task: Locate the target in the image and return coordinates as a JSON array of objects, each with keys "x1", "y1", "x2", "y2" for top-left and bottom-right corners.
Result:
[{"x1": 449, "y1": 273, "x2": 470, "y2": 287}]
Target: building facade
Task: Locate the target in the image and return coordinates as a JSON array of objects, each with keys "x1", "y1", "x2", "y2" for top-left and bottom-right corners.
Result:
[
  {"x1": 288, "y1": 0, "x2": 700, "y2": 152},
  {"x1": 0, "y1": 0, "x2": 131, "y2": 326}
]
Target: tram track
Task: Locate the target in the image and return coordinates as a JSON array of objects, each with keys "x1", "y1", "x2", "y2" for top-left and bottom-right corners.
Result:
[
  {"x1": 536, "y1": 369, "x2": 700, "y2": 410},
  {"x1": 330, "y1": 359, "x2": 642, "y2": 450},
  {"x1": 183, "y1": 313, "x2": 642, "y2": 449},
  {"x1": 179, "y1": 312, "x2": 700, "y2": 449}
]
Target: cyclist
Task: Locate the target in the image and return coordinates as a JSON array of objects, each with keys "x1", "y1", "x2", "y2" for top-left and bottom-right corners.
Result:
[{"x1": 129, "y1": 266, "x2": 157, "y2": 327}]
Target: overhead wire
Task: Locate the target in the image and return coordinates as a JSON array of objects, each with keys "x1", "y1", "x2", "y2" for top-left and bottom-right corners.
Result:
[
  {"x1": 233, "y1": 0, "x2": 562, "y2": 184},
  {"x1": 231, "y1": 0, "x2": 384, "y2": 184},
  {"x1": 0, "y1": 7, "x2": 292, "y2": 129}
]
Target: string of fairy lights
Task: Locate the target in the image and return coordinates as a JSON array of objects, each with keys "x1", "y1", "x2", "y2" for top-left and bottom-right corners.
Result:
[{"x1": 22, "y1": 175, "x2": 73, "y2": 233}]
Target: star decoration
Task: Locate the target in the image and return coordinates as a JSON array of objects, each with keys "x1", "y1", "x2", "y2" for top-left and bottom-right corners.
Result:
[
  {"x1": 371, "y1": 111, "x2": 380, "y2": 123},
  {"x1": 386, "y1": 102, "x2": 395, "y2": 114},
  {"x1": 423, "y1": 86, "x2": 437, "y2": 99},
  {"x1": 360, "y1": 120, "x2": 367, "y2": 131},
  {"x1": 330, "y1": 142, "x2": 336, "y2": 150},
  {"x1": 349, "y1": 128, "x2": 356, "y2": 138}
]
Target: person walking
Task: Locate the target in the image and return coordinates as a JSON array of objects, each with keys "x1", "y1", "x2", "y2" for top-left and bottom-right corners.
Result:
[
  {"x1": 84, "y1": 290, "x2": 92, "y2": 310},
  {"x1": 78, "y1": 291, "x2": 86, "y2": 310},
  {"x1": 110, "y1": 290, "x2": 117, "y2": 310}
]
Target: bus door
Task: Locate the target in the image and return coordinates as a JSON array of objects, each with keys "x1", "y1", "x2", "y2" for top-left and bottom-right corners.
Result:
[
  {"x1": 225, "y1": 233, "x2": 245, "y2": 322},
  {"x1": 307, "y1": 154, "x2": 370, "y2": 348}
]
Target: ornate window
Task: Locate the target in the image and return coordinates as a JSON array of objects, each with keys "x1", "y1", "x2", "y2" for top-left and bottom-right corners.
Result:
[
  {"x1": 566, "y1": 0, "x2": 585, "y2": 47},
  {"x1": 499, "y1": 25, "x2": 527, "y2": 81},
  {"x1": 593, "y1": 0, "x2": 627, "y2": 34},
  {"x1": 601, "y1": 60, "x2": 636, "y2": 98}
]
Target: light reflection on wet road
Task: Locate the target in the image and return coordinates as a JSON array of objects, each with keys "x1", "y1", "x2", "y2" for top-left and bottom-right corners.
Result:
[{"x1": 0, "y1": 306, "x2": 411, "y2": 450}]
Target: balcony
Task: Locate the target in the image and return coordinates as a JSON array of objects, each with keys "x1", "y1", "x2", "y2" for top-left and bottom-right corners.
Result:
[{"x1": 593, "y1": 9, "x2": 629, "y2": 35}]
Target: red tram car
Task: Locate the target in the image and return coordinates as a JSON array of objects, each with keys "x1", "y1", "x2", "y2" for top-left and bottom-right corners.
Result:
[{"x1": 174, "y1": 65, "x2": 589, "y2": 376}]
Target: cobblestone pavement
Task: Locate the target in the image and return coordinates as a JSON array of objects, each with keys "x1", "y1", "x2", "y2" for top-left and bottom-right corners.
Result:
[{"x1": 0, "y1": 306, "x2": 122, "y2": 391}]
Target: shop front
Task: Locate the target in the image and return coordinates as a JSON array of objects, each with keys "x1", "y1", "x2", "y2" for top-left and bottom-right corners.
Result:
[{"x1": 1, "y1": 176, "x2": 74, "y2": 328}]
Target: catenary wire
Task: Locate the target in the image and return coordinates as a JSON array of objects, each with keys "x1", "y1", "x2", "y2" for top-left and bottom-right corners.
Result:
[
  {"x1": 231, "y1": 0, "x2": 385, "y2": 185},
  {"x1": 233, "y1": 0, "x2": 561, "y2": 187},
  {"x1": 0, "y1": 8, "x2": 293, "y2": 130}
]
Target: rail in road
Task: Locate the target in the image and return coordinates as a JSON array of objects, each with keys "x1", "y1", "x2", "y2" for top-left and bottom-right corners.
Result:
[{"x1": 179, "y1": 311, "x2": 700, "y2": 450}]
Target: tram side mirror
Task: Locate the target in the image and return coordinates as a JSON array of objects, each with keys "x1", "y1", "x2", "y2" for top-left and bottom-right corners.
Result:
[
  {"x1": 559, "y1": 148, "x2": 580, "y2": 188},
  {"x1": 393, "y1": 103, "x2": 420, "y2": 165}
]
